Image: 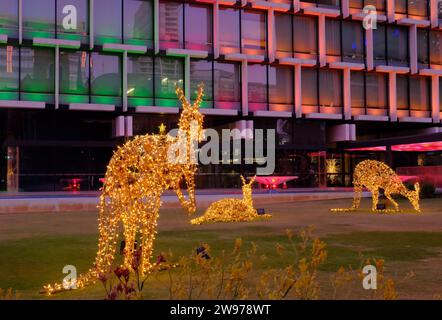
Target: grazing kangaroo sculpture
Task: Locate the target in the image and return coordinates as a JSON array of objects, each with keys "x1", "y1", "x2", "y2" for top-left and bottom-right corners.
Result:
[
  {"x1": 191, "y1": 176, "x2": 271, "y2": 224},
  {"x1": 332, "y1": 160, "x2": 421, "y2": 213},
  {"x1": 43, "y1": 85, "x2": 205, "y2": 294}
]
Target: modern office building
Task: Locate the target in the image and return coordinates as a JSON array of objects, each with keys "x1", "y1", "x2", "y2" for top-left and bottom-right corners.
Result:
[{"x1": 0, "y1": 0, "x2": 442, "y2": 191}]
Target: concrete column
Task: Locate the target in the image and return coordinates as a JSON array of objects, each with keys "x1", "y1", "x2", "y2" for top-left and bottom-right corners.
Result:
[
  {"x1": 294, "y1": 64, "x2": 302, "y2": 118},
  {"x1": 267, "y1": 9, "x2": 275, "y2": 63},
  {"x1": 389, "y1": 73, "x2": 398, "y2": 121},
  {"x1": 55, "y1": 46, "x2": 59, "y2": 109},
  {"x1": 18, "y1": 0, "x2": 22, "y2": 44},
  {"x1": 430, "y1": 0, "x2": 439, "y2": 28},
  {"x1": 387, "y1": 0, "x2": 395, "y2": 23},
  {"x1": 184, "y1": 55, "x2": 191, "y2": 100},
  {"x1": 318, "y1": 15, "x2": 326, "y2": 67},
  {"x1": 409, "y1": 24, "x2": 418, "y2": 74},
  {"x1": 154, "y1": 0, "x2": 159, "y2": 54},
  {"x1": 432, "y1": 75, "x2": 440, "y2": 123},
  {"x1": 241, "y1": 60, "x2": 248, "y2": 115},
  {"x1": 123, "y1": 51, "x2": 128, "y2": 112},
  {"x1": 341, "y1": 0, "x2": 350, "y2": 18},
  {"x1": 213, "y1": 2, "x2": 220, "y2": 59},
  {"x1": 89, "y1": 0, "x2": 94, "y2": 49},
  {"x1": 366, "y1": 28, "x2": 374, "y2": 71},
  {"x1": 293, "y1": 0, "x2": 300, "y2": 12},
  {"x1": 343, "y1": 68, "x2": 351, "y2": 120}
]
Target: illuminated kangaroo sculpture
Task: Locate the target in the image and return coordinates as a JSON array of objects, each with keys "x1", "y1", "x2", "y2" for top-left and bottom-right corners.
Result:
[
  {"x1": 191, "y1": 176, "x2": 271, "y2": 224},
  {"x1": 44, "y1": 86, "x2": 205, "y2": 294},
  {"x1": 332, "y1": 160, "x2": 421, "y2": 213}
]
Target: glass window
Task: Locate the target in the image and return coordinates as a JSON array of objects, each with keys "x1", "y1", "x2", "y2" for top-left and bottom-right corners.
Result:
[
  {"x1": 90, "y1": 52, "x2": 122, "y2": 105},
  {"x1": 325, "y1": 19, "x2": 341, "y2": 57},
  {"x1": 373, "y1": 24, "x2": 386, "y2": 65},
  {"x1": 349, "y1": 0, "x2": 363, "y2": 9},
  {"x1": 301, "y1": 68, "x2": 318, "y2": 106},
  {"x1": 154, "y1": 56, "x2": 183, "y2": 106},
  {"x1": 365, "y1": 0, "x2": 386, "y2": 11},
  {"x1": 23, "y1": 0, "x2": 55, "y2": 39},
  {"x1": 124, "y1": 0, "x2": 153, "y2": 47},
  {"x1": 0, "y1": 0, "x2": 18, "y2": 38},
  {"x1": 20, "y1": 47, "x2": 55, "y2": 102},
  {"x1": 219, "y1": 7, "x2": 240, "y2": 54},
  {"x1": 159, "y1": 0, "x2": 183, "y2": 49},
  {"x1": 0, "y1": 45, "x2": 19, "y2": 98},
  {"x1": 396, "y1": 74, "x2": 409, "y2": 110},
  {"x1": 185, "y1": 4, "x2": 212, "y2": 52},
  {"x1": 430, "y1": 30, "x2": 442, "y2": 65},
  {"x1": 410, "y1": 76, "x2": 430, "y2": 111},
  {"x1": 94, "y1": 0, "x2": 122, "y2": 45},
  {"x1": 190, "y1": 59, "x2": 213, "y2": 108},
  {"x1": 59, "y1": 50, "x2": 89, "y2": 103},
  {"x1": 127, "y1": 55, "x2": 153, "y2": 106},
  {"x1": 275, "y1": 13, "x2": 292, "y2": 56},
  {"x1": 248, "y1": 64, "x2": 267, "y2": 111},
  {"x1": 387, "y1": 26, "x2": 408, "y2": 66},
  {"x1": 366, "y1": 73, "x2": 387, "y2": 108},
  {"x1": 242, "y1": 10, "x2": 266, "y2": 56},
  {"x1": 342, "y1": 21, "x2": 364, "y2": 62},
  {"x1": 269, "y1": 65, "x2": 293, "y2": 108},
  {"x1": 395, "y1": 0, "x2": 407, "y2": 14},
  {"x1": 408, "y1": 0, "x2": 428, "y2": 17},
  {"x1": 418, "y1": 29, "x2": 429, "y2": 66},
  {"x1": 351, "y1": 71, "x2": 364, "y2": 108},
  {"x1": 57, "y1": 0, "x2": 89, "y2": 44},
  {"x1": 294, "y1": 16, "x2": 317, "y2": 55},
  {"x1": 213, "y1": 61, "x2": 241, "y2": 110},
  {"x1": 304, "y1": 0, "x2": 341, "y2": 9},
  {"x1": 319, "y1": 69, "x2": 342, "y2": 107}
]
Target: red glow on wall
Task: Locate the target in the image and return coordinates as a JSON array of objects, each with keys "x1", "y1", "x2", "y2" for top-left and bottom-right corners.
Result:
[
  {"x1": 391, "y1": 141, "x2": 442, "y2": 152},
  {"x1": 345, "y1": 146, "x2": 387, "y2": 152}
]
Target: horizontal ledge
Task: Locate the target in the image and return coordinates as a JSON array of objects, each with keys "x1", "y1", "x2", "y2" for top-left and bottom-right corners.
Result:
[
  {"x1": 398, "y1": 116, "x2": 433, "y2": 123},
  {"x1": 0, "y1": 100, "x2": 45, "y2": 109},
  {"x1": 375, "y1": 65, "x2": 410, "y2": 74},
  {"x1": 304, "y1": 112, "x2": 342, "y2": 120},
  {"x1": 251, "y1": 1, "x2": 291, "y2": 11},
  {"x1": 303, "y1": 6, "x2": 340, "y2": 17},
  {"x1": 351, "y1": 12, "x2": 387, "y2": 22},
  {"x1": 135, "y1": 106, "x2": 180, "y2": 114},
  {"x1": 397, "y1": 18, "x2": 431, "y2": 27},
  {"x1": 102, "y1": 43, "x2": 147, "y2": 53},
  {"x1": 33, "y1": 37, "x2": 80, "y2": 49},
  {"x1": 278, "y1": 57, "x2": 317, "y2": 66},
  {"x1": 166, "y1": 48, "x2": 208, "y2": 58},
  {"x1": 419, "y1": 68, "x2": 442, "y2": 76},
  {"x1": 253, "y1": 110, "x2": 292, "y2": 118},
  {"x1": 329, "y1": 61, "x2": 365, "y2": 70},
  {"x1": 353, "y1": 115, "x2": 389, "y2": 122},
  {"x1": 195, "y1": 0, "x2": 236, "y2": 4},
  {"x1": 224, "y1": 53, "x2": 265, "y2": 62},
  {"x1": 69, "y1": 103, "x2": 115, "y2": 112},
  {"x1": 200, "y1": 108, "x2": 238, "y2": 116},
  {"x1": 0, "y1": 34, "x2": 7, "y2": 43}
]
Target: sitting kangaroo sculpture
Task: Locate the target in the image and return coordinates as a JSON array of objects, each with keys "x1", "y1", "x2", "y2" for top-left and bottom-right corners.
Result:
[
  {"x1": 332, "y1": 160, "x2": 421, "y2": 213},
  {"x1": 191, "y1": 176, "x2": 271, "y2": 224},
  {"x1": 43, "y1": 85, "x2": 205, "y2": 294}
]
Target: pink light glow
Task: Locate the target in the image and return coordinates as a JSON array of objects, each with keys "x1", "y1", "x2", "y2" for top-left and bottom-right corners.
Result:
[
  {"x1": 255, "y1": 176, "x2": 298, "y2": 186},
  {"x1": 391, "y1": 141, "x2": 442, "y2": 152},
  {"x1": 345, "y1": 146, "x2": 387, "y2": 152}
]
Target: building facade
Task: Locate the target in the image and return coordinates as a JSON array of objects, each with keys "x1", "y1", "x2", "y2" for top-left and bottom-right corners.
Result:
[{"x1": 0, "y1": 0, "x2": 442, "y2": 191}]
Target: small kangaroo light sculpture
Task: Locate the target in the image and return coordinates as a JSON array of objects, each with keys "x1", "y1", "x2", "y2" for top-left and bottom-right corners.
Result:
[
  {"x1": 43, "y1": 85, "x2": 205, "y2": 294},
  {"x1": 331, "y1": 160, "x2": 421, "y2": 213},
  {"x1": 191, "y1": 176, "x2": 271, "y2": 224}
]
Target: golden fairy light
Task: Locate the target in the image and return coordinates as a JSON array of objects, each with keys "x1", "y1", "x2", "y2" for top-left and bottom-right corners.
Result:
[
  {"x1": 43, "y1": 85, "x2": 205, "y2": 294},
  {"x1": 331, "y1": 160, "x2": 421, "y2": 213},
  {"x1": 326, "y1": 158, "x2": 340, "y2": 184},
  {"x1": 191, "y1": 176, "x2": 271, "y2": 225}
]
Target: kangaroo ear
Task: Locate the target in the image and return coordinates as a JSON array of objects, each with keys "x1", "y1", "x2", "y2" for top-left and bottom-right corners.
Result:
[
  {"x1": 192, "y1": 83, "x2": 204, "y2": 109},
  {"x1": 414, "y1": 182, "x2": 420, "y2": 194},
  {"x1": 176, "y1": 85, "x2": 191, "y2": 107},
  {"x1": 240, "y1": 175, "x2": 246, "y2": 185},
  {"x1": 249, "y1": 176, "x2": 256, "y2": 184}
]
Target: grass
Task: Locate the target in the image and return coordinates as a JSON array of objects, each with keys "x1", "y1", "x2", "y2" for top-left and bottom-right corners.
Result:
[{"x1": 1, "y1": 197, "x2": 442, "y2": 299}]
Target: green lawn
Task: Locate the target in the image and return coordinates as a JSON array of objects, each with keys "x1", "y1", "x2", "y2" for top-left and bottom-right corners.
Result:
[{"x1": 1, "y1": 197, "x2": 442, "y2": 299}]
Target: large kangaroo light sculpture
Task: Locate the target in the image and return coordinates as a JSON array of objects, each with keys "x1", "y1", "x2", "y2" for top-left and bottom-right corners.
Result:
[
  {"x1": 44, "y1": 85, "x2": 205, "y2": 294},
  {"x1": 331, "y1": 160, "x2": 421, "y2": 213}
]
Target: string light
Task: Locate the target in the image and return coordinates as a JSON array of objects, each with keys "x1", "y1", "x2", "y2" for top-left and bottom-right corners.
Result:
[
  {"x1": 191, "y1": 176, "x2": 271, "y2": 224},
  {"x1": 331, "y1": 160, "x2": 421, "y2": 213},
  {"x1": 43, "y1": 85, "x2": 205, "y2": 295}
]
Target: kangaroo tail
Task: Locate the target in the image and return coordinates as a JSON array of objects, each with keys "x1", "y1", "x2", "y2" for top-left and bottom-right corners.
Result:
[
  {"x1": 331, "y1": 179, "x2": 362, "y2": 213},
  {"x1": 42, "y1": 193, "x2": 119, "y2": 295}
]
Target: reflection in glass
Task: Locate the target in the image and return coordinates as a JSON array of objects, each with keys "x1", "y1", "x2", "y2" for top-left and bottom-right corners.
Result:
[
  {"x1": 94, "y1": 0, "x2": 122, "y2": 44},
  {"x1": 90, "y1": 53, "x2": 121, "y2": 99},
  {"x1": 219, "y1": 7, "x2": 240, "y2": 54},
  {"x1": 387, "y1": 26, "x2": 408, "y2": 66},
  {"x1": 20, "y1": 47, "x2": 55, "y2": 93},
  {"x1": 59, "y1": 50, "x2": 89, "y2": 95},
  {"x1": 366, "y1": 73, "x2": 387, "y2": 108},
  {"x1": 190, "y1": 60, "x2": 213, "y2": 107},
  {"x1": 0, "y1": 46, "x2": 19, "y2": 93},
  {"x1": 127, "y1": 55, "x2": 153, "y2": 104},
  {"x1": 325, "y1": 19, "x2": 341, "y2": 56},
  {"x1": 23, "y1": 0, "x2": 55, "y2": 39},
  {"x1": 213, "y1": 62, "x2": 241, "y2": 109},
  {"x1": 342, "y1": 21, "x2": 364, "y2": 62},
  {"x1": 124, "y1": 0, "x2": 153, "y2": 47},
  {"x1": 319, "y1": 69, "x2": 342, "y2": 108},
  {"x1": 248, "y1": 64, "x2": 267, "y2": 107},
  {"x1": 350, "y1": 71, "x2": 364, "y2": 108},
  {"x1": 159, "y1": 0, "x2": 183, "y2": 49},
  {"x1": 373, "y1": 24, "x2": 386, "y2": 65},
  {"x1": 275, "y1": 13, "x2": 292, "y2": 56},
  {"x1": 396, "y1": 75, "x2": 409, "y2": 110},
  {"x1": 185, "y1": 4, "x2": 212, "y2": 52},
  {"x1": 0, "y1": 0, "x2": 18, "y2": 38},
  {"x1": 430, "y1": 31, "x2": 442, "y2": 65},
  {"x1": 410, "y1": 76, "x2": 430, "y2": 111},
  {"x1": 242, "y1": 10, "x2": 266, "y2": 55},
  {"x1": 417, "y1": 29, "x2": 429, "y2": 65},
  {"x1": 155, "y1": 57, "x2": 183, "y2": 105},
  {"x1": 301, "y1": 68, "x2": 318, "y2": 106},
  {"x1": 294, "y1": 16, "x2": 317, "y2": 55},
  {"x1": 269, "y1": 65, "x2": 293, "y2": 105}
]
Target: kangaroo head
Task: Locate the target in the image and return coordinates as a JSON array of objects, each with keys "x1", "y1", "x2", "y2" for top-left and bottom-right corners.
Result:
[
  {"x1": 177, "y1": 84, "x2": 205, "y2": 142},
  {"x1": 407, "y1": 182, "x2": 420, "y2": 212},
  {"x1": 240, "y1": 175, "x2": 256, "y2": 204}
]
